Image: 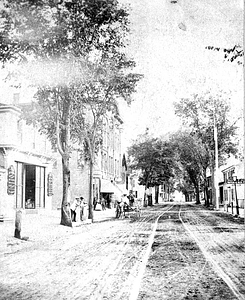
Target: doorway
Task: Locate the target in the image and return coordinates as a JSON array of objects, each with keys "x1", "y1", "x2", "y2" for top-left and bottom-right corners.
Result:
[
  {"x1": 15, "y1": 162, "x2": 45, "y2": 209},
  {"x1": 25, "y1": 165, "x2": 35, "y2": 208},
  {"x1": 219, "y1": 186, "x2": 224, "y2": 204}
]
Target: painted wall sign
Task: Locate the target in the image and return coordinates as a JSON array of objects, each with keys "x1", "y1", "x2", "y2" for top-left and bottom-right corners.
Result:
[
  {"x1": 47, "y1": 172, "x2": 53, "y2": 196},
  {"x1": 7, "y1": 165, "x2": 15, "y2": 195}
]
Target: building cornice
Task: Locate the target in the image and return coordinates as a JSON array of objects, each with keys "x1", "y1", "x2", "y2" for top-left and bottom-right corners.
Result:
[{"x1": 0, "y1": 146, "x2": 55, "y2": 163}]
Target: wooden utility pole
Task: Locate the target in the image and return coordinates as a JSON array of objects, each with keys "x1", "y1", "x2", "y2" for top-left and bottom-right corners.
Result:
[{"x1": 214, "y1": 119, "x2": 219, "y2": 210}]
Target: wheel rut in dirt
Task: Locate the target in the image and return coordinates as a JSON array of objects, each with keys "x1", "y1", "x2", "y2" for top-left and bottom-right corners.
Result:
[{"x1": 137, "y1": 204, "x2": 244, "y2": 300}]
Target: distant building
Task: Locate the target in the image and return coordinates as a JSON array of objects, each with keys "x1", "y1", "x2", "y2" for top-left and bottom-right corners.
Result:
[
  {"x1": 206, "y1": 158, "x2": 244, "y2": 215},
  {"x1": 220, "y1": 162, "x2": 244, "y2": 214},
  {"x1": 95, "y1": 113, "x2": 128, "y2": 207},
  {"x1": 128, "y1": 171, "x2": 145, "y2": 201},
  {"x1": 52, "y1": 111, "x2": 128, "y2": 209}
]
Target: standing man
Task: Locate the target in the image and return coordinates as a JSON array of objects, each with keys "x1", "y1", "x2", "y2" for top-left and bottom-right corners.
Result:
[
  {"x1": 70, "y1": 197, "x2": 79, "y2": 222},
  {"x1": 101, "y1": 197, "x2": 106, "y2": 210},
  {"x1": 93, "y1": 197, "x2": 97, "y2": 210},
  {"x1": 129, "y1": 194, "x2": 135, "y2": 207},
  {"x1": 80, "y1": 197, "x2": 85, "y2": 221}
]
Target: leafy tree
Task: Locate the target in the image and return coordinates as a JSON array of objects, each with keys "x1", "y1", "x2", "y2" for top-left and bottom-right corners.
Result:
[
  {"x1": 72, "y1": 60, "x2": 141, "y2": 221},
  {"x1": 127, "y1": 130, "x2": 175, "y2": 206},
  {"x1": 205, "y1": 45, "x2": 243, "y2": 65},
  {"x1": 170, "y1": 130, "x2": 210, "y2": 205},
  {"x1": 0, "y1": 0, "x2": 142, "y2": 226},
  {"x1": 175, "y1": 171, "x2": 194, "y2": 202},
  {"x1": 174, "y1": 92, "x2": 238, "y2": 205}
]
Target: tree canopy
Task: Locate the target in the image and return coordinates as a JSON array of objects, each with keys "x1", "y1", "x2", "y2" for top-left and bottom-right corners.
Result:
[
  {"x1": 173, "y1": 91, "x2": 239, "y2": 205},
  {"x1": 0, "y1": 0, "x2": 142, "y2": 225},
  {"x1": 174, "y1": 91, "x2": 238, "y2": 166},
  {"x1": 170, "y1": 130, "x2": 210, "y2": 204},
  {"x1": 127, "y1": 130, "x2": 176, "y2": 204},
  {"x1": 205, "y1": 45, "x2": 244, "y2": 66}
]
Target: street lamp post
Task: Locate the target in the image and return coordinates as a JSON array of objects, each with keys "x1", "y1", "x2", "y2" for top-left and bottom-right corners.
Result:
[{"x1": 232, "y1": 174, "x2": 239, "y2": 216}]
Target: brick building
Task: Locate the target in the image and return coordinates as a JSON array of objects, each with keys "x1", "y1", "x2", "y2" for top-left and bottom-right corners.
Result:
[
  {"x1": 0, "y1": 103, "x2": 54, "y2": 221},
  {"x1": 0, "y1": 99, "x2": 127, "y2": 220}
]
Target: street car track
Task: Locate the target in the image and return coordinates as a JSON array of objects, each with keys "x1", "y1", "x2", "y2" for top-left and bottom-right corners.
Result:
[
  {"x1": 88, "y1": 204, "x2": 244, "y2": 300},
  {"x1": 128, "y1": 204, "x2": 175, "y2": 300},
  {"x1": 137, "y1": 204, "x2": 209, "y2": 299},
  {"x1": 135, "y1": 203, "x2": 244, "y2": 300},
  {"x1": 1, "y1": 204, "x2": 243, "y2": 300},
  {"x1": 86, "y1": 204, "x2": 176, "y2": 299},
  {"x1": 69, "y1": 207, "x2": 165, "y2": 299},
  {"x1": 179, "y1": 206, "x2": 245, "y2": 300}
]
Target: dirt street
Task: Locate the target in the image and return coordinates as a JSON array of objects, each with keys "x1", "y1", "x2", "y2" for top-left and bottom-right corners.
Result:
[{"x1": 0, "y1": 203, "x2": 244, "y2": 300}]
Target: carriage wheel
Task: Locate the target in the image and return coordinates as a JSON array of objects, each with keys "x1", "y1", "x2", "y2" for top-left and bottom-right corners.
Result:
[
  {"x1": 116, "y1": 205, "x2": 121, "y2": 218},
  {"x1": 136, "y1": 207, "x2": 141, "y2": 219}
]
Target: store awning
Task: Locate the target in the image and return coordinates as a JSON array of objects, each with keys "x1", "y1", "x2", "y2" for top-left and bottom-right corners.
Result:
[
  {"x1": 116, "y1": 184, "x2": 128, "y2": 195},
  {"x1": 100, "y1": 180, "x2": 118, "y2": 193},
  {"x1": 100, "y1": 179, "x2": 128, "y2": 195}
]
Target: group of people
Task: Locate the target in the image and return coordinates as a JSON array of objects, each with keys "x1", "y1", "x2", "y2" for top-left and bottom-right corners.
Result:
[
  {"x1": 69, "y1": 192, "x2": 136, "y2": 221},
  {"x1": 70, "y1": 196, "x2": 86, "y2": 222},
  {"x1": 115, "y1": 194, "x2": 135, "y2": 218},
  {"x1": 93, "y1": 197, "x2": 107, "y2": 211}
]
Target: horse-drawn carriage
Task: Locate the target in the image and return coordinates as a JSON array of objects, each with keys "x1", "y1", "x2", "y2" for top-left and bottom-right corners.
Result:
[{"x1": 115, "y1": 198, "x2": 142, "y2": 219}]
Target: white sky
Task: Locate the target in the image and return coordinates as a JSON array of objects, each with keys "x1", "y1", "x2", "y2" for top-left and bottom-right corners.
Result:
[
  {"x1": 0, "y1": 0, "x2": 243, "y2": 152},
  {"x1": 119, "y1": 0, "x2": 244, "y2": 150}
]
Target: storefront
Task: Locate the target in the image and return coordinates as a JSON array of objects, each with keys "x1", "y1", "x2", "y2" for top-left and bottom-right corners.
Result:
[
  {"x1": 0, "y1": 148, "x2": 54, "y2": 221},
  {"x1": 0, "y1": 104, "x2": 55, "y2": 221},
  {"x1": 15, "y1": 162, "x2": 46, "y2": 210}
]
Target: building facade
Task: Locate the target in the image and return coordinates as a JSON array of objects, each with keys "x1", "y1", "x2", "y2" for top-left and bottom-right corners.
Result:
[
  {"x1": 0, "y1": 96, "x2": 127, "y2": 221},
  {"x1": 220, "y1": 162, "x2": 245, "y2": 214},
  {"x1": 0, "y1": 103, "x2": 54, "y2": 221},
  {"x1": 94, "y1": 113, "x2": 127, "y2": 208}
]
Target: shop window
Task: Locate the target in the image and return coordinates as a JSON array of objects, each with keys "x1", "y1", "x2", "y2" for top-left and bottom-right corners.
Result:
[
  {"x1": 15, "y1": 162, "x2": 45, "y2": 209},
  {"x1": 224, "y1": 190, "x2": 228, "y2": 201}
]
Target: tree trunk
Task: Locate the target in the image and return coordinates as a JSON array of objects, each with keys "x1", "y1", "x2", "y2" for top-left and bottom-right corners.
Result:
[
  {"x1": 195, "y1": 183, "x2": 201, "y2": 204},
  {"x1": 88, "y1": 160, "x2": 94, "y2": 221},
  {"x1": 204, "y1": 178, "x2": 210, "y2": 207},
  {"x1": 144, "y1": 176, "x2": 150, "y2": 207},
  {"x1": 155, "y1": 185, "x2": 159, "y2": 204},
  {"x1": 60, "y1": 156, "x2": 72, "y2": 227},
  {"x1": 148, "y1": 194, "x2": 153, "y2": 206},
  {"x1": 56, "y1": 92, "x2": 72, "y2": 227},
  {"x1": 144, "y1": 186, "x2": 148, "y2": 207}
]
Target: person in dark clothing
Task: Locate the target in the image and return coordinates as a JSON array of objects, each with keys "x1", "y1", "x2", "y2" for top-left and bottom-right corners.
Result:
[
  {"x1": 101, "y1": 197, "x2": 106, "y2": 210},
  {"x1": 70, "y1": 197, "x2": 79, "y2": 222},
  {"x1": 129, "y1": 194, "x2": 135, "y2": 207},
  {"x1": 80, "y1": 197, "x2": 84, "y2": 221},
  {"x1": 93, "y1": 197, "x2": 97, "y2": 210}
]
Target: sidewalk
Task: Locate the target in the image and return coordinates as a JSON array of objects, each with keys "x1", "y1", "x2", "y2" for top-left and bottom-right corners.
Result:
[
  {"x1": 219, "y1": 205, "x2": 244, "y2": 218},
  {"x1": 208, "y1": 204, "x2": 244, "y2": 219},
  {"x1": 0, "y1": 207, "x2": 116, "y2": 255}
]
